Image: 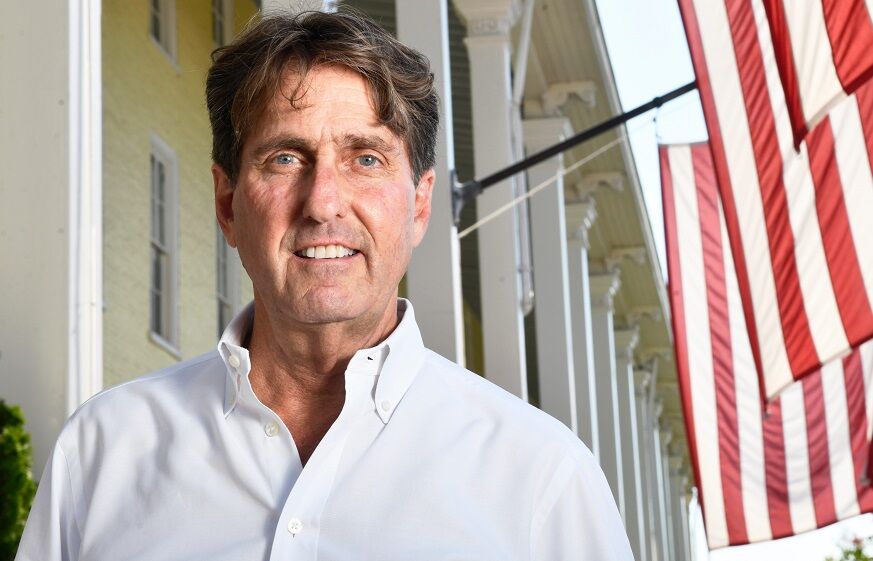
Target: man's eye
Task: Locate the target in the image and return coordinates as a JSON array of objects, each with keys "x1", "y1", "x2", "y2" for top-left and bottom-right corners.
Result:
[
  {"x1": 357, "y1": 154, "x2": 380, "y2": 167},
  {"x1": 273, "y1": 153, "x2": 297, "y2": 165}
]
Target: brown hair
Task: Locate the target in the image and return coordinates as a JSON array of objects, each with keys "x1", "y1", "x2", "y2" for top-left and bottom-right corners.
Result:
[{"x1": 205, "y1": 9, "x2": 439, "y2": 183}]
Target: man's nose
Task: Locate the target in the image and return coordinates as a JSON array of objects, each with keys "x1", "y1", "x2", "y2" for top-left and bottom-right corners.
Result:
[{"x1": 301, "y1": 162, "x2": 343, "y2": 223}]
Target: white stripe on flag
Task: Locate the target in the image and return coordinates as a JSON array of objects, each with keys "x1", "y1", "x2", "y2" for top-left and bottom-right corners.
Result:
[
  {"x1": 830, "y1": 97, "x2": 873, "y2": 308},
  {"x1": 670, "y1": 145, "x2": 730, "y2": 547},
  {"x1": 780, "y1": 383, "x2": 816, "y2": 534},
  {"x1": 863, "y1": 344, "x2": 873, "y2": 445},
  {"x1": 821, "y1": 358, "x2": 862, "y2": 519},
  {"x1": 781, "y1": 0, "x2": 844, "y2": 127}
]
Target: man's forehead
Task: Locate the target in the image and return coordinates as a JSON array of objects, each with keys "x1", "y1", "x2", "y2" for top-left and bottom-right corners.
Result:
[{"x1": 254, "y1": 66, "x2": 403, "y2": 147}]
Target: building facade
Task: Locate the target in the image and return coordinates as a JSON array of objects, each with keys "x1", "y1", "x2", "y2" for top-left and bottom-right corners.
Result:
[{"x1": 0, "y1": 1, "x2": 698, "y2": 559}]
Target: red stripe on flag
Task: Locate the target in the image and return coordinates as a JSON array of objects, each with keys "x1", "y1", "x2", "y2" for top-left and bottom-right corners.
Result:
[
  {"x1": 857, "y1": 82, "x2": 873, "y2": 169},
  {"x1": 661, "y1": 145, "x2": 707, "y2": 522},
  {"x1": 676, "y1": 0, "x2": 768, "y2": 403},
  {"x1": 761, "y1": 0, "x2": 809, "y2": 148},
  {"x1": 725, "y1": 0, "x2": 820, "y2": 383},
  {"x1": 842, "y1": 350, "x2": 873, "y2": 512},
  {"x1": 806, "y1": 119, "x2": 873, "y2": 345},
  {"x1": 821, "y1": 0, "x2": 873, "y2": 95},
  {"x1": 762, "y1": 399, "x2": 794, "y2": 538},
  {"x1": 801, "y1": 373, "x2": 837, "y2": 526},
  {"x1": 693, "y1": 144, "x2": 749, "y2": 544}
]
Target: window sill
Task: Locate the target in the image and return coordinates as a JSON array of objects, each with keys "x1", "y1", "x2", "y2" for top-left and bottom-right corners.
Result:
[
  {"x1": 149, "y1": 331, "x2": 182, "y2": 360},
  {"x1": 149, "y1": 35, "x2": 181, "y2": 74}
]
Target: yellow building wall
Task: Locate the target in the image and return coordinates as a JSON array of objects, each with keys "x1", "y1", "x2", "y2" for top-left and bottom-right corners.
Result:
[{"x1": 102, "y1": 0, "x2": 257, "y2": 387}]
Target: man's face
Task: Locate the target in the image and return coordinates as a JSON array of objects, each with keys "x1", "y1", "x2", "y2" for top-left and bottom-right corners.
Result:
[{"x1": 214, "y1": 65, "x2": 434, "y2": 327}]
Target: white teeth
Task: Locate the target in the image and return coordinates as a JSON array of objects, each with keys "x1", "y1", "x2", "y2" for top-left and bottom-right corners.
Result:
[{"x1": 300, "y1": 244, "x2": 355, "y2": 259}]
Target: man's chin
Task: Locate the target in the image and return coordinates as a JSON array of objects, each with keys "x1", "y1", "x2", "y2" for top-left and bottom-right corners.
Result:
[{"x1": 288, "y1": 296, "x2": 370, "y2": 325}]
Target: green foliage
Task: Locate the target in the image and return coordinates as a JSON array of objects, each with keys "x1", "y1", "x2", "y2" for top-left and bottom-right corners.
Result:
[
  {"x1": 826, "y1": 535, "x2": 873, "y2": 561},
  {"x1": 0, "y1": 401, "x2": 36, "y2": 560}
]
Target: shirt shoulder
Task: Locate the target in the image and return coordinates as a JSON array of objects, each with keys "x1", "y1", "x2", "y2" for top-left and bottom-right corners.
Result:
[
  {"x1": 416, "y1": 349, "x2": 591, "y2": 463},
  {"x1": 57, "y1": 352, "x2": 225, "y2": 453}
]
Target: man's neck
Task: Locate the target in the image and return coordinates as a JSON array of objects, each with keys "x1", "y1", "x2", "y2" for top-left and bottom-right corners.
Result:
[{"x1": 244, "y1": 296, "x2": 399, "y2": 464}]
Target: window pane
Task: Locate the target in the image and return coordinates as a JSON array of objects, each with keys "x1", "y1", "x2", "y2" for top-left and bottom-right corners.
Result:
[
  {"x1": 151, "y1": 245, "x2": 163, "y2": 292},
  {"x1": 151, "y1": 289, "x2": 162, "y2": 334},
  {"x1": 212, "y1": 0, "x2": 224, "y2": 47},
  {"x1": 150, "y1": 0, "x2": 161, "y2": 41},
  {"x1": 150, "y1": 155, "x2": 158, "y2": 240}
]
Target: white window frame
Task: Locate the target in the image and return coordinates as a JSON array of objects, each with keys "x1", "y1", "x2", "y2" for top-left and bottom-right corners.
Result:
[
  {"x1": 149, "y1": 134, "x2": 180, "y2": 355},
  {"x1": 211, "y1": 0, "x2": 235, "y2": 49},
  {"x1": 216, "y1": 223, "x2": 242, "y2": 338},
  {"x1": 149, "y1": 0, "x2": 178, "y2": 63}
]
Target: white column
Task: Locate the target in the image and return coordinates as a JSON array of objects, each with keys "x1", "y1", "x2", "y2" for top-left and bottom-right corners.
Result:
[
  {"x1": 651, "y1": 401, "x2": 669, "y2": 561},
  {"x1": 669, "y1": 457, "x2": 691, "y2": 561},
  {"x1": 658, "y1": 429, "x2": 676, "y2": 561},
  {"x1": 566, "y1": 201, "x2": 598, "y2": 453},
  {"x1": 590, "y1": 270, "x2": 623, "y2": 515},
  {"x1": 0, "y1": 0, "x2": 103, "y2": 473},
  {"x1": 455, "y1": 0, "x2": 527, "y2": 398},
  {"x1": 615, "y1": 327, "x2": 645, "y2": 561},
  {"x1": 655, "y1": 424, "x2": 673, "y2": 560},
  {"x1": 634, "y1": 368, "x2": 657, "y2": 561},
  {"x1": 523, "y1": 117, "x2": 577, "y2": 431},
  {"x1": 397, "y1": 0, "x2": 465, "y2": 364}
]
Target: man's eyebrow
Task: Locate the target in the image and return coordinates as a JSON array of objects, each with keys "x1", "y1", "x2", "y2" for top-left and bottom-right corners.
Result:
[
  {"x1": 251, "y1": 136, "x2": 316, "y2": 160},
  {"x1": 338, "y1": 133, "x2": 401, "y2": 155}
]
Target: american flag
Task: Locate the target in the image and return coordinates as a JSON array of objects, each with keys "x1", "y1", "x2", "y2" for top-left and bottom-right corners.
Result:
[
  {"x1": 761, "y1": 0, "x2": 873, "y2": 147},
  {"x1": 661, "y1": 142, "x2": 873, "y2": 548},
  {"x1": 676, "y1": 0, "x2": 873, "y2": 400}
]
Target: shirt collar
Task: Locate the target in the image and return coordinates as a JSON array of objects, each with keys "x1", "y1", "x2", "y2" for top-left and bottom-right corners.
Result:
[{"x1": 217, "y1": 299, "x2": 426, "y2": 423}]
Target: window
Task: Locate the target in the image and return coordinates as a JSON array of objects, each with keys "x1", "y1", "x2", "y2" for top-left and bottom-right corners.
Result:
[
  {"x1": 150, "y1": 0, "x2": 177, "y2": 61},
  {"x1": 216, "y1": 225, "x2": 241, "y2": 337},
  {"x1": 149, "y1": 135, "x2": 179, "y2": 351},
  {"x1": 211, "y1": 0, "x2": 234, "y2": 48}
]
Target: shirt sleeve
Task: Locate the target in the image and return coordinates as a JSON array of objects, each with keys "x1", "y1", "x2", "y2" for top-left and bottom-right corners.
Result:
[
  {"x1": 15, "y1": 441, "x2": 81, "y2": 561},
  {"x1": 530, "y1": 452, "x2": 634, "y2": 561}
]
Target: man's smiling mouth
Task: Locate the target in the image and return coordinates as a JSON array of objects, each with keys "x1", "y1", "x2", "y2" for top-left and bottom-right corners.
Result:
[{"x1": 294, "y1": 244, "x2": 359, "y2": 259}]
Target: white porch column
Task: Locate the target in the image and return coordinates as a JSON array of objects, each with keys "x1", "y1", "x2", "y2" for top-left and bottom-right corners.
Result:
[
  {"x1": 615, "y1": 327, "x2": 645, "y2": 561},
  {"x1": 658, "y1": 428, "x2": 676, "y2": 561},
  {"x1": 523, "y1": 117, "x2": 576, "y2": 431},
  {"x1": 669, "y1": 457, "x2": 691, "y2": 561},
  {"x1": 0, "y1": 0, "x2": 103, "y2": 474},
  {"x1": 634, "y1": 368, "x2": 657, "y2": 561},
  {"x1": 454, "y1": 0, "x2": 527, "y2": 397},
  {"x1": 589, "y1": 271, "x2": 623, "y2": 515},
  {"x1": 397, "y1": 0, "x2": 465, "y2": 364},
  {"x1": 651, "y1": 401, "x2": 670, "y2": 561},
  {"x1": 566, "y1": 201, "x2": 598, "y2": 453}
]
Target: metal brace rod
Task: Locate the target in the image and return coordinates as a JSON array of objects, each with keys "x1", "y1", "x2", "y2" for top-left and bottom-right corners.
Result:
[{"x1": 451, "y1": 80, "x2": 697, "y2": 225}]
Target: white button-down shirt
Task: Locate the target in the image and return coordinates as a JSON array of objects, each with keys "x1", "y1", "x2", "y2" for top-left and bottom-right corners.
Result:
[{"x1": 17, "y1": 300, "x2": 632, "y2": 560}]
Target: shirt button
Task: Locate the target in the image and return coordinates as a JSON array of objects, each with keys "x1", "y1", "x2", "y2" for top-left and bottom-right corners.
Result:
[
  {"x1": 228, "y1": 354, "x2": 241, "y2": 369},
  {"x1": 265, "y1": 422, "x2": 279, "y2": 437},
  {"x1": 380, "y1": 399, "x2": 391, "y2": 412},
  {"x1": 287, "y1": 518, "x2": 303, "y2": 535}
]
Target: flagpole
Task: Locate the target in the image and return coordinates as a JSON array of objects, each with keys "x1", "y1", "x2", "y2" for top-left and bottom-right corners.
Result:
[{"x1": 451, "y1": 80, "x2": 698, "y2": 224}]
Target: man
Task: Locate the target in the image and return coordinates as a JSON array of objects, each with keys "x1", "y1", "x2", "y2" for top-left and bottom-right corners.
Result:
[{"x1": 17, "y1": 10, "x2": 632, "y2": 560}]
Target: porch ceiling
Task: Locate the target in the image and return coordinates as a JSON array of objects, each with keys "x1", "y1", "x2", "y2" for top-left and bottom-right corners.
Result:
[{"x1": 518, "y1": 0, "x2": 687, "y2": 460}]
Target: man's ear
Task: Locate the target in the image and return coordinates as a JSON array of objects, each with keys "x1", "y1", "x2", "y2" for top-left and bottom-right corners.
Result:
[
  {"x1": 213, "y1": 164, "x2": 237, "y2": 248},
  {"x1": 412, "y1": 168, "x2": 435, "y2": 247}
]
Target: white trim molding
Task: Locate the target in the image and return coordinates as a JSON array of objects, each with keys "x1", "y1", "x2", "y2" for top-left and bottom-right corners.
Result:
[{"x1": 67, "y1": 0, "x2": 103, "y2": 414}]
